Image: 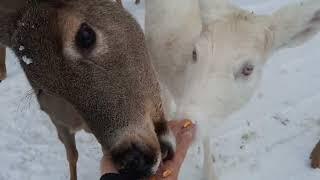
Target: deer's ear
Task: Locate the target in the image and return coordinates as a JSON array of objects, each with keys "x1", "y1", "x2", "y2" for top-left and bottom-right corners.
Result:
[
  {"x1": 0, "y1": 0, "x2": 26, "y2": 13},
  {"x1": 0, "y1": 0, "x2": 26, "y2": 47},
  {"x1": 270, "y1": 0, "x2": 320, "y2": 50},
  {"x1": 199, "y1": 0, "x2": 244, "y2": 29}
]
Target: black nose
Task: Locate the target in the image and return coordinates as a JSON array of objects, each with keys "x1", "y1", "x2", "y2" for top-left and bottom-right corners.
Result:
[{"x1": 112, "y1": 144, "x2": 156, "y2": 179}]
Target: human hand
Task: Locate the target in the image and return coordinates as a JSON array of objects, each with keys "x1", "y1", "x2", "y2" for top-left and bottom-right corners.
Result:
[
  {"x1": 151, "y1": 120, "x2": 196, "y2": 180},
  {"x1": 100, "y1": 153, "x2": 118, "y2": 176},
  {"x1": 100, "y1": 119, "x2": 197, "y2": 180}
]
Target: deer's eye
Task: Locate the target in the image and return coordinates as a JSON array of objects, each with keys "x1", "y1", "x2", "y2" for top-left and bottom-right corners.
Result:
[
  {"x1": 234, "y1": 62, "x2": 255, "y2": 80},
  {"x1": 75, "y1": 23, "x2": 96, "y2": 50},
  {"x1": 192, "y1": 49, "x2": 197, "y2": 62},
  {"x1": 241, "y1": 63, "x2": 254, "y2": 76}
]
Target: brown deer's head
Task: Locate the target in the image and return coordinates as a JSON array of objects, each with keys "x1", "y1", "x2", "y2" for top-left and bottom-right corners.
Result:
[{"x1": 0, "y1": 0, "x2": 174, "y2": 177}]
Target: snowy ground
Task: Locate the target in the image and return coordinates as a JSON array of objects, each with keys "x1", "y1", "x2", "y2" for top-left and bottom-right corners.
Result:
[{"x1": 1, "y1": 0, "x2": 320, "y2": 180}]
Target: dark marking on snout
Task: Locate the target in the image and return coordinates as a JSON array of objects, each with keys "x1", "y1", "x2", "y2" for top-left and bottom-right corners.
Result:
[
  {"x1": 154, "y1": 120, "x2": 175, "y2": 161},
  {"x1": 160, "y1": 139, "x2": 175, "y2": 161},
  {"x1": 154, "y1": 120, "x2": 168, "y2": 137},
  {"x1": 112, "y1": 143, "x2": 157, "y2": 179},
  {"x1": 37, "y1": 89, "x2": 43, "y2": 96}
]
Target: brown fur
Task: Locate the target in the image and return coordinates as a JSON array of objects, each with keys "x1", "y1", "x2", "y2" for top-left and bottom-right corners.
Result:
[
  {"x1": 0, "y1": 0, "x2": 174, "y2": 179},
  {"x1": 311, "y1": 140, "x2": 320, "y2": 169},
  {"x1": 0, "y1": 47, "x2": 6, "y2": 81}
]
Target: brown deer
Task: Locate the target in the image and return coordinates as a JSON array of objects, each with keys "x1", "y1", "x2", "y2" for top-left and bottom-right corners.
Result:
[
  {"x1": 0, "y1": 0, "x2": 175, "y2": 180},
  {"x1": 0, "y1": 47, "x2": 6, "y2": 82}
]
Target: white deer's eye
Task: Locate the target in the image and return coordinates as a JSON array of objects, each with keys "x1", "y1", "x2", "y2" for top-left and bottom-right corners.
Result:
[
  {"x1": 192, "y1": 49, "x2": 197, "y2": 62},
  {"x1": 241, "y1": 63, "x2": 254, "y2": 76},
  {"x1": 234, "y1": 62, "x2": 255, "y2": 80}
]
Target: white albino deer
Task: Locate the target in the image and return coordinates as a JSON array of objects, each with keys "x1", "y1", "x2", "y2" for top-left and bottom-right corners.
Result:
[{"x1": 145, "y1": 0, "x2": 320, "y2": 179}]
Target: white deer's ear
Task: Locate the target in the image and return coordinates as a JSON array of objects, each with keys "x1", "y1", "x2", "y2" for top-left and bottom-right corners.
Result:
[
  {"x1": 199, "y1": 0, "x2": 243, "y2": 29},
  {"x1": 270, "y1": 0, "x2": 320, "y2": 50}
]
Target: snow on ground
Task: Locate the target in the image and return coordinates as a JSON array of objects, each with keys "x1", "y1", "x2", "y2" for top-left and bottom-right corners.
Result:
[{"x1": 1, "y1": 0, "x2": 320, "y2": 180}]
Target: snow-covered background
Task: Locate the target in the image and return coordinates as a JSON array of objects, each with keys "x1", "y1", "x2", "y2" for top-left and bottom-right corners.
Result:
[{"x1": 1, "y1": 0, "x2": 320, "y2": 179}]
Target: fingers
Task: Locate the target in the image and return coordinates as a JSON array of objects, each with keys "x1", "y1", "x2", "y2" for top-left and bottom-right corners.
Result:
[
  {"x1": 168, "y1": 119, "x2": 192, "y2": 128},
  {"x1": 152, "y1": 121, "x2": 196, "y2": 180},
  {"x1": 171, "y1": 122, "x2": 196, "y2": 166},
  {"x1": 168, "y1": 119, "x2": 194, "y2": 137}
]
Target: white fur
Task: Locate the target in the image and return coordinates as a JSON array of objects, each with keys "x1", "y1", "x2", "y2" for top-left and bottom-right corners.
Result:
[
  {"x1": 145, "y1": 0, "x2": 202, "y2": 103},
  {"x1": 151, "y1": 153, "x2": 162, "y2": 174},
  {"x1": 21, "y1": 55, "x2": 33, "y2": 65},
  {"x1": 145, "y1": 0, "x2": 320, "y2": 179},
  {"x1": 160, "y1": 130, "x2": 177, "y2": 153}
]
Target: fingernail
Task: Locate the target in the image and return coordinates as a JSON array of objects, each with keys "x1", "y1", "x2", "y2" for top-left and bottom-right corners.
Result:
[
  {"x1": 162, "y1": 169, "x2": 173, "y2": 178},
  {"x1": 183, "y1": 120, "x2": 192, "y2": 128}
]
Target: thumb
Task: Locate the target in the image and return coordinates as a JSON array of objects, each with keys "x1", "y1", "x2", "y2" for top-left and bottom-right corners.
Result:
[{"x1": 100, "y1": 155, "x2": 118, "y2": 175}]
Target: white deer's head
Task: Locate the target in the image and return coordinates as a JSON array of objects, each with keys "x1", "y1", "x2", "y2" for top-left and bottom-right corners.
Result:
[{"x1": 181, "y1": 0, "x2": 320, "y2": 120}]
